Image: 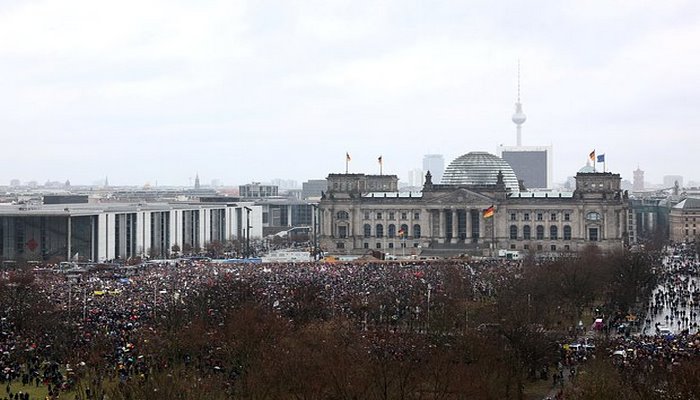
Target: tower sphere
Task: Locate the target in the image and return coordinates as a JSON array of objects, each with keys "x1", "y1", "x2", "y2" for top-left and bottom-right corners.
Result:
[{"x1": 512, "y1": 107, "x2": 526, "y2": 125}]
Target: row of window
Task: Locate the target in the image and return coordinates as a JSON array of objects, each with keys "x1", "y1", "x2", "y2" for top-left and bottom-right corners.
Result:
[
  {"x1": 510, "y1": 212, "x2": 571, "y2": 222},
  {"x1": 363, "y1": 223, "x2": 421, "y2": 239},
  {"x1": 364, "y1": 211, "x2": 420, "y2": 220},
  {"x1": 364, "y1": 242, "x2": 419, "y2": 249},
  {"x1": 510, "y1": 225, "x2": 572, "y2": 240},
  {"x1": 335, "y1": 211, "x2": 422, "y2": 220},
  {"x1": 508, "y1": 211, "x2": 603, "y2": 222},
  {"x1": 335, "y1": 242, "x2": 421, "y2": 249}
]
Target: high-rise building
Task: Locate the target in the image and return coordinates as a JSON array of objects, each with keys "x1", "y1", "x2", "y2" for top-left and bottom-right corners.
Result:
[
  {"x1": 422, "y1": 154, "x2": 444, "y2": 183},
  {"x1": 496, "y1": 63, "x2": 552, "y2": 189},
  {"x1": 633, "y1": 167, "x2": 644, "y2": 191},
  {"x1": 302, "y1": 179, "x2": 327, "y2": 199},
  {"x1": 663, "y1": 175, "x2": 683, "y2": 189},
  {"x1": 499, "y1": 147, "x2": 551, "y2": 189},
  {"x1": 270, "y1": 178, "x2": 300, "y2": 191},
  {"x1": 407, "y1": 169, "x2": 424, "y2": 187}
]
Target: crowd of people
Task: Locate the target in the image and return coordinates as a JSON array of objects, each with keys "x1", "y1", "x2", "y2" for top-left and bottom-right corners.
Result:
[
  {"x1": 0, "y1": 256, "x2": 526, "y2": 399},
  {"x1": 0, "y1": 242, "x2": 697, "y2": 398},
  {"x1": 608, "y1": 243, "x2": 700, "y2": 372}
]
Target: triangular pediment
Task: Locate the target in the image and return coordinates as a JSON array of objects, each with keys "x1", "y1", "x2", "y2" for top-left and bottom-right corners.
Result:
[{"x1": 423, "y1": 188, "x2": 494, "y2": 205}]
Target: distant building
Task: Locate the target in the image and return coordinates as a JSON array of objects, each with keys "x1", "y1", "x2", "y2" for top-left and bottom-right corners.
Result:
[
  {"x1": 407, "y1": 169, "x2": 424, "y2": 187},
  {"x1": 663, "y1": 175, "x2": 683, "y2": 189},
  {"x1": 669, "y1": 198, "x2": 700, "y2": 242},
  {"x1": 302, "y1": 179, "x2": 327, "y2": 200},
  {"x1": 9, "y1": 179, "x2": 20, "y2": 187},
  {"x1": 285, "y1": 189, "x2": 303, "y2": 201},
  {"x1": 239, "y1": 182, "x2": 279, "y2": 199},
  {"x1": 0, "y1": 201, "x2": 263, "y2": 261},
  {"x1": 498, "y1": 146, "x2": 552, "y2": 189},
  {"x1": 422, "y1": 154, "x2": 444, "y2": 183},
  {"x1": 255, "y1": 199, "x2": 315, "y2": 235},
  {"x1": 43, "y1": 195, "x2": 89, "y2": 205},
  {"x1": 270, "y1": 179, "x2": 299, "y2": 191},
  {"x1": 633, "y1": 167, "x2": 644, "y2": 191},
  {"x1": 627, "y1": 196, "x2": 666, "y2": 244}
]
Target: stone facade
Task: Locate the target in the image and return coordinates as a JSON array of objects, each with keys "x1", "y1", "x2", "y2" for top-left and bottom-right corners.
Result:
[
  {"x1": 669, "y1": 198, "x2": 700, "y2": 242},
  {"x1": 320, "y1": 171, "x2": 628, "y2": 256}
]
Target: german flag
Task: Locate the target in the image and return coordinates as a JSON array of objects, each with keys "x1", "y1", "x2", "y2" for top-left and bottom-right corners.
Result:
[{"x1": 483, "y1": 205, "x2": 495, "y2": 219}]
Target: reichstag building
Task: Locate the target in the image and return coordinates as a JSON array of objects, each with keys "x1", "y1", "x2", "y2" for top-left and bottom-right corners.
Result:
[{"x1": 319, "y1": 152, "x2": 628, "y2": 256}]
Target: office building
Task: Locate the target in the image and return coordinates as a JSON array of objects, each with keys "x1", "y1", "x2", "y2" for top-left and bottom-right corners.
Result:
[
  {"x1": 422, "y1": 154, "x2": 444, "y2": 183},
  {"x1": 239, "y1": 182, "x2": 279, "y2": 199}
]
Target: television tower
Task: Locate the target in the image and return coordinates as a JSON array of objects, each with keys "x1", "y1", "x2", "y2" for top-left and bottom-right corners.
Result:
[{"x1": 511, "y1": 61, "x2": 527, "y2": 146}]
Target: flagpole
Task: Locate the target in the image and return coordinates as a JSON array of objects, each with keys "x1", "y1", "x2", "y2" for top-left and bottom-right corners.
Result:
[
  {"x1": 346, "y1": 153, "x2": 349, "y2": 174},
  {"x1": 491, "y1": 213, "x2": 495, "y2": 258}
]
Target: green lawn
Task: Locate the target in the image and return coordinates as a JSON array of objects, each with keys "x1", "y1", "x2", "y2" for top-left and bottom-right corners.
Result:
[{"x1": 2, "y1": 381, "x2": 83, "y2": 399}]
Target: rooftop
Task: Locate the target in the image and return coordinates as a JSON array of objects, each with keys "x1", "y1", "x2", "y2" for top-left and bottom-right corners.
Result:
[
  {"x1": 363, "y1": 192, "x2": 423, "y2": 198},
  {"x1": 673, "y1": 198, "x2": 700, "y2": 210}
]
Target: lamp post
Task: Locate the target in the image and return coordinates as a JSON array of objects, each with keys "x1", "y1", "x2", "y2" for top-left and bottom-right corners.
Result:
[{"x1": 244, "y1": 207, "x2": 252, "y2": 259}]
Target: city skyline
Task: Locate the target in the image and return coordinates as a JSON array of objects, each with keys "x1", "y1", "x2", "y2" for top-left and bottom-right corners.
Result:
[{"x1": 1, "y1": 1, "x2": 699, "y2": 186}]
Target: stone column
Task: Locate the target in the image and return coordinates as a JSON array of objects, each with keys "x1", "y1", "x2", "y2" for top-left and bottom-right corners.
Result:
[
  {"x1": 465, "y1": 209, "x2": 471, "y2": 242},
  {"x1": 478, "y1": 213, "x2": 484, "y2": 243},
  {"x1": 451, "y1": 209, "x2": 459, "y2": 244},
  {"x1": 439, "y1": 209, "x2": 446, "y2": 244}
]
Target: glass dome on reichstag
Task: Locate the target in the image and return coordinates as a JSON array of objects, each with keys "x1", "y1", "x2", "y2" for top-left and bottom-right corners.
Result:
[
  {"x1": 440, "y1": 151, "x2": 520, "y2": 193},
  {"x1": 578, "y1": 161, "x2": 596, "y2": 173}
]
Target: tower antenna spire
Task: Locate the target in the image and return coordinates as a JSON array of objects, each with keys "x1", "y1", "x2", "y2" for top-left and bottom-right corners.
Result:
[
  {"x1": 517, "y1": 59, "x2": 521, "y2": 103},
  {"x1": 511, "y1": 59, "x2": 526, "y2": 146}
]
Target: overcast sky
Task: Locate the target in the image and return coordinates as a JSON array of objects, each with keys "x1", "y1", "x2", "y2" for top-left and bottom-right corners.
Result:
[{"x1": 1, "y1": 0, "x2": 699, "y2": 187}]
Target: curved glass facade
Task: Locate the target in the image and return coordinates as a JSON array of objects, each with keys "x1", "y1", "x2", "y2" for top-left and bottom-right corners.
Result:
[{"x1": 441, "y1": 152, "x2": 520, "y2": 193}]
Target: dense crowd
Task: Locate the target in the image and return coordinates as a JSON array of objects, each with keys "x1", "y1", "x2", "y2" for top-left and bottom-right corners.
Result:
[
  {"x1": 0, "y1": 256, "x2": 525, "y2": 399},
  {"x1": 0, "y1": 243, "x2": 697, "y2": 399},
  {"x1": 607, "y1": 243, "x2": 700, "y2": 373}
]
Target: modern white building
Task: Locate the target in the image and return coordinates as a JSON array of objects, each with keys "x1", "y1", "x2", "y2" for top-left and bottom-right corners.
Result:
[
  {"x1": 422, "y1": 155, "x2": 445, "y2": 183},
  {"x1": 0, "y1": 201, "x2": 262, "y2": 262}
]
